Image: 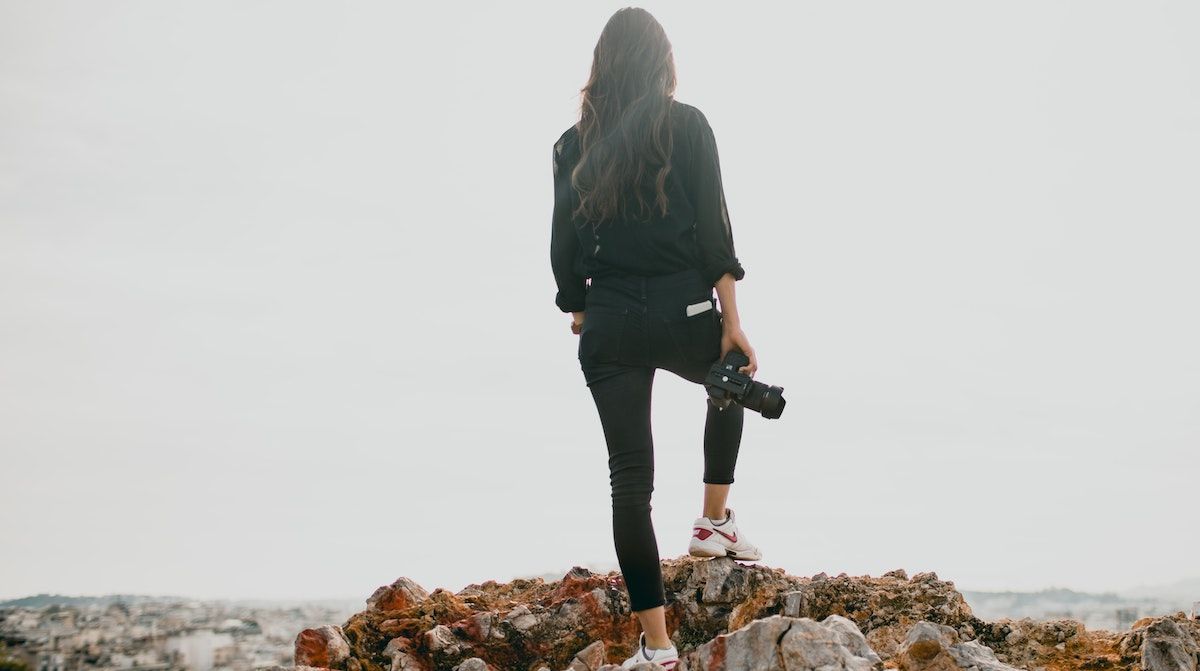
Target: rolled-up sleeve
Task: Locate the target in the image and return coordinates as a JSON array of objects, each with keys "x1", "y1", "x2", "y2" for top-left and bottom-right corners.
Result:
[
  {"x1": 550, "y1": 137, "x2": 587, "y2": 312},
  {"x1": 690, "y1": 109, "x2": 746, "y2": 285}
]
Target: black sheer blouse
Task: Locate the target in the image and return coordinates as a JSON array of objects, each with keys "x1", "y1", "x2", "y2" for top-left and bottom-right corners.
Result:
[{"x1": 550, "y1": 100, "x2": 745, "y2": 313}]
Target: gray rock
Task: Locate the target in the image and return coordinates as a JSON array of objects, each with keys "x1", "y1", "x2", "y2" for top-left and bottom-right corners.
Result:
[
  {"x1": 689, "y1": 556, "x2": 754, "y2": 605},
  {"x1": 503, "y1": 604, "x2": 539, "y2": 632},
  {"x1": 1141, "y1": 618, "x2": 1199, "y2": 671},
  {"x1": 897, "y1": 620, "x2": 1019, "y2": 671},
  {"x1": 680, "y1": 614, "x2": 880, "y2": 670},
  {"x1": 947, "y1": 640, "x2": 1020, "y2": 671},
  {"x1": 781, "y1": 590, "x2": 805, "y2": 618},
  {"x1": 425, "y1": 624, "x2": 473, "y2": 667},
  {"x1": 425, "y1": 624, "x2": 460, "y2": 652},
  {"x1": 382, "y1": 637, "x2": 422, "y2": 671},
  {"x1": 822, "y1": 614, "x2": 883, "y2": 665},
  {"x1": 904, "y1": 620, "x2": 958, "y2": 649}
]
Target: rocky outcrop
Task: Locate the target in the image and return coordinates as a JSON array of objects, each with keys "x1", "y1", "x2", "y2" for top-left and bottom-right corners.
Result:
[
  {"x1": 292, "y1": 557, "x2": 1198, "y2": 671},
  {"x1": 778, "y1": 569, "x2": 975, "y2": 659},
  {"x1": 1116, "y1": 614, "x2": 1200, "y2": 671}
]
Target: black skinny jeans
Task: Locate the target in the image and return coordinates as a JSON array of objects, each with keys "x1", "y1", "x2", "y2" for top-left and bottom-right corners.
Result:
[{"x1": 577, "y1": 267, "x2": 744, "y2": 612}]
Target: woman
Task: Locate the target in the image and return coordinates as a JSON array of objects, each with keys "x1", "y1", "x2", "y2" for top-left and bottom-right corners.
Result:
[{"x1": 549, "y1": 8, "x2": 763, "y2": 669}]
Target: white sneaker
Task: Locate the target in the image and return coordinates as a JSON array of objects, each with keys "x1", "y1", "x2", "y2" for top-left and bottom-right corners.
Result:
[
  {"x1": 688, "y1": 506, "x2": 762, "y2": 561},
  {"x1": 621, "y1": 631, "x2": 679, "y2": 669}
]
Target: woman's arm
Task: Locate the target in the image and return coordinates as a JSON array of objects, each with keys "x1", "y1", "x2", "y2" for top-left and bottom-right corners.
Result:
[
  {"x1": 714, "y1": 272, "x2": 758, "y2": 376},
  {"x1": 691, "y1": 108, "x2": 755, "y2": 375},
  {"x1": 689, "y1": 109, "x2": 746, "y2": 286},
  {"x1": 551, "y1": 134, "x2": 588, "y2": 324}
]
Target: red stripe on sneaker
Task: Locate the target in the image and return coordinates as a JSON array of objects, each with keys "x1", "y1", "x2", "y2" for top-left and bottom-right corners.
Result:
[
  {"x1": 712, "y1": 528, "x2": 738, "y2": 543},
  {"x1": 693, "y1": 528, "x2": 713, "y2": 540}
]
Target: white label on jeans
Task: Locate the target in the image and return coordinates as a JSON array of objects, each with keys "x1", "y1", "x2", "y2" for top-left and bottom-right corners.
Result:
[{"x1": 686, "y1": 300, "x2": 713, "y2": 317}]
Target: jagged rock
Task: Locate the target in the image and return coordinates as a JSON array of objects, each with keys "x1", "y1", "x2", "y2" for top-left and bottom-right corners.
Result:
[
  {"x1": 449, "y1": 659, "x2": 495, "y2": 671},
  {"x1": 295, "y1": 625, "x2": 352, "y2": 669},
  {"x1": 383, "y1": 637, "x2": 425, "y2": 671},
  {"x1": 677, "y1": 614, "x2": 881, "y2": 670},
  {"x1": 973, "y1": 617, "x2": 1095, "y2": 668},
  {"x1": 425, "y1": 623, "x2": 476, "y2": 667},
  {"x1": 780, "y1": 569, "x2": 975, "y2": 658},
  {"x1": 564, "y1": 640, "x2": 607, "y2": 670},
  {"x1": 823, "y1": 615, "x2": 883, "y2": 665},
  {"x1": 369, "y1": 577, "x2": 432, "y2": 612},
  {"x1": 1116, "y1": 614, "x2": 1200, "y2": 671},
  {"x1": 502, "y1": 605, "x2": 538, "y2": 632},
  {"x1": 1141, "y1": 618, "x2": 1200, "y2": 671},
  {"x1": 896, "y1": 621, "x2": 1018, "y2": 671}
]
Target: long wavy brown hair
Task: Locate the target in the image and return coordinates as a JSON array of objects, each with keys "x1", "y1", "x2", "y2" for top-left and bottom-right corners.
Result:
[{"x1": 570, "y1": 7, "x2": 677, "y2": 225}]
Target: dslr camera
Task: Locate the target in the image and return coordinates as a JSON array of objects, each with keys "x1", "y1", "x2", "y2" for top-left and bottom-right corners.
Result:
[{"x1": 704, "y1": 350, "x2": 786, "y2": 419}]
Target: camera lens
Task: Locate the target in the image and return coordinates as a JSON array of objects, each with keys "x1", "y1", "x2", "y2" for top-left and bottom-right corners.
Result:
[
  {"x1": 758, "y1": 385, "x2": 786, "y2": 419},
  {"x1": 742, "y1": 380, "x2": 786, "y2": 419}
]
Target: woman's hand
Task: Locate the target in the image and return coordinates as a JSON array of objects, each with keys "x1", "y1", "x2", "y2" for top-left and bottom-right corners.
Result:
[
  {"x1": 720, "y1": 322, "x2": 758, "y2": 377},
  {"x1": 571, "y1": 311, "x2": 585, "y2": 335}
]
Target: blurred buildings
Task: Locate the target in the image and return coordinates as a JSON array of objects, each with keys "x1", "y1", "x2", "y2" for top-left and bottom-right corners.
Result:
[{"x1": 0, "y1": 598, "x2": 358, "y2": 671}]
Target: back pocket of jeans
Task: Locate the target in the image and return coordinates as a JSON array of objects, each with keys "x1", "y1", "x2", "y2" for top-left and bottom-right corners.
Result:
[
  {"x1": 578, "y1": 308, "x2": 628, "y2": 365},
  {"x1": 667, "y1": 299, "x2": 721, "y2": 364}
]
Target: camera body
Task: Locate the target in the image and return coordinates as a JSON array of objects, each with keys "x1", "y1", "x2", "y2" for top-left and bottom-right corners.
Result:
[{"x1": 704, "y1": 350, "x2": 787, "y2": 419}]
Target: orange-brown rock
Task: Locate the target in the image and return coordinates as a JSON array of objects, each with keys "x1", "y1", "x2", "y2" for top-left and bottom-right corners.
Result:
[
  {"x1": 294, "y1": 625, "x2": 351, "y2": 669},
  {"x1": 369, "y1": 577, "x2": 432, "y2": 612}
]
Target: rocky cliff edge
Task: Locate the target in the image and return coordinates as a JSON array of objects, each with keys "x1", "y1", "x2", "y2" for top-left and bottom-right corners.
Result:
[{"x1": 287, "y1": 556, "x2": 1199, "y2": 671}]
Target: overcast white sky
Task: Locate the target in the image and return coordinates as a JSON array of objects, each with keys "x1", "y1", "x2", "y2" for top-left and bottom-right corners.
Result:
[{"x1": 2, "y1": 1, "x2": 1197, "y2": 602}]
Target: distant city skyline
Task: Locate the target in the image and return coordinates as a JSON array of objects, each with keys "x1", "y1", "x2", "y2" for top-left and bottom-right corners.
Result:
[
  {"x1": 4, "y1": 577, "x2": 1197, "y2": 635},
  {"x1": 4, "y1": 569, "x2": 1199, "y2": 607},
  {"x1": 0, "y1": 594, "x2": 355, "y2": 671}
]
